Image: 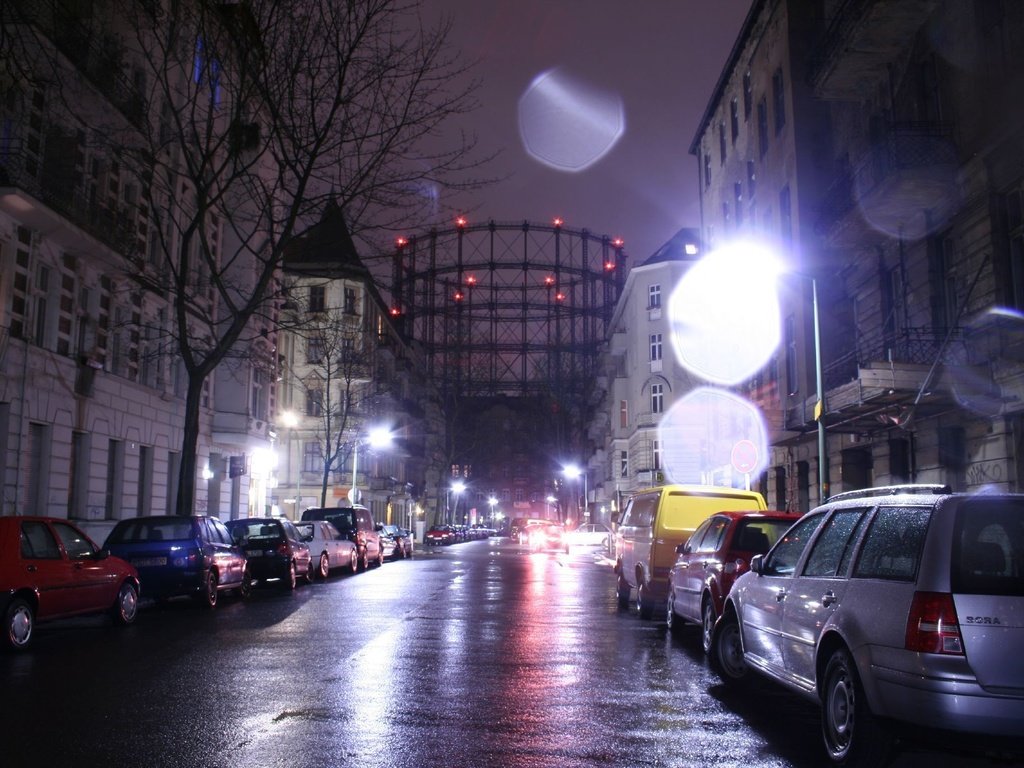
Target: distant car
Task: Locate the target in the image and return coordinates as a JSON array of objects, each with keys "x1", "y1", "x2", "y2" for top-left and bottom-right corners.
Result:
[
  {"x1": 377, "y1": 525, "x2": 398, "y2": 560},
  {"x1": 1, "y1": 516, "x2": 141, "y2": 651},
  {"x1": 510, "y1": 517, "x2": 547, "y2": 543},
  {"x1": 300, "y1": 506, "x2": 383, "y2": 571},
  {"x1": 425, "y1": 526, "x2": 455, "y2": 546},
  {"x1": 377, "y1": 524, "x2": 413, "y2": 559},
  {"x1": 565, "y1": 523, "x2": 613, "y2": 550},
  {"x1": 295, "y1": 520, "x2": 358, "y2": 578},
  {"x1": 226, "y1": 517, "x2": 313, "y2": 589},
  {"x1": 666, "y1": 510, "x2": 801, "y2": 651},
  {"x1": 104, "y1": 515, "x2": 251, "y2": 608},
  {"x1": 526, "y1": 522, "x2": 566, "y2": 552},
  {"x1": 712, "y1": 485, "x2": 1024, "y2": 766}
]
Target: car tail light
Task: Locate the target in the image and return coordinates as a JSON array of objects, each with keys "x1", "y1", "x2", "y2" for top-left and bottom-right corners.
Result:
[
  {"x1": 276, "y1": 541, "x2": 290, "y2": 557},
  {"x1": 172, "y1": 547, "x2": 201, "y2": 568},
  {"x1": 905, "y1": 591, "x2": 964, "y2": 655}
]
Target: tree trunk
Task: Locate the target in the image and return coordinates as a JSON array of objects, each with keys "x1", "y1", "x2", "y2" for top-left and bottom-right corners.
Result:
[{"x1": 175, "y1": 374, "x2": 206, "y2": 516}]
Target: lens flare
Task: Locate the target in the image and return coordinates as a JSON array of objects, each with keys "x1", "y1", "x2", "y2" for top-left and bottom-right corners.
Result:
[
  {"x1": 667, "y1": 242, "x2": 781, "y2": 385},
  {"x1": 657, "y1": 387, "x2": 769, "y2": 485},
  {"x1": 518, "y1": 68, "x2": 624, "y2": 172}
]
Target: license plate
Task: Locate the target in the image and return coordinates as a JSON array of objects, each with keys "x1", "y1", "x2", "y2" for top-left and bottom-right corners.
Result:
[
  {"x1": 133, "y1": 557, "x2": 167, "y2": 567},
  {"x1": 246, "y1": 550, "x2": 264, "y2": 557}
]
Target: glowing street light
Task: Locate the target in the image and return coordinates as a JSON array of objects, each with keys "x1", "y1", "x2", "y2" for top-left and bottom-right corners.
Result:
[
  {"x1": 349, "y1": 426, "x2": 393, "y2": 505},
  {"x1": 563, "y1": 464, "x2": 587, "y2": 521}
]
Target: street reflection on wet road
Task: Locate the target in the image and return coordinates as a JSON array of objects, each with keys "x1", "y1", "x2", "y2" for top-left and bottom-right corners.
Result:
[{"x1": 1, "y1": 538, "x2": 1018, "y2": 768}]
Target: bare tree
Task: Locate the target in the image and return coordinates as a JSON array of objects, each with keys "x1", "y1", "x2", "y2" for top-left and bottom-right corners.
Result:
[
  {"x1": 3, "y1": 0, "x2": 487, "y2": 514},
  {"x1": 283, "y1": 299, "x2": 383, "y2": 508}
]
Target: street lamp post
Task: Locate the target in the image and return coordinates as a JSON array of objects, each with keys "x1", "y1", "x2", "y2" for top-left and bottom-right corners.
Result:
[
  {"x1": 811, "y1": 278, "x2": 829, "y2": 503},
  {"x1": 349, "y1": 426, "x2": 393, "y2": 506},
  {"x1": 280, "y1": 410, "x2": 300, "y2": 515},
  {"x1": 562, "y1": 464, "x2": 586, "y2": 522},
  {"x1": 451, "y1": 481, "x2": 466, "y2": 525}
]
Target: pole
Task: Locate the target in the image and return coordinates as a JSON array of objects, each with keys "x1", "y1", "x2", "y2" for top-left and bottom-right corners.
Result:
[
  {"x1": 349, "y1": 441, "x2": 359, "y2": 504},
  {"x1": 812, "y1": 278, "x2": 829, "y2": 502}
]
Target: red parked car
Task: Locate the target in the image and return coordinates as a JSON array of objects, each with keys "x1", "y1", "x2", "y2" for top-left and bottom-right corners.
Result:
[
  {"x1": 666, "y1": 509, "x2": 801, "y2": 653},
  {"x1": 1, "y1": 516, "x2": 141, "y2": 651}
]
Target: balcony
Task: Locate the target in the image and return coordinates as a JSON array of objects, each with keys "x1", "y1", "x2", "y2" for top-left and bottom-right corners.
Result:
[
  {"x1": 809, "y1": 0, "x2": 939, "y2": 100},
  {"x1": 785, "y1": 325, "x2": 967, "y2": 434},
  {"x1": 816, "y1": 122, "x2": 958, "y2": 247},
  {"x1": 0, "y1": 140, "x2": 138, "y2": 263}
]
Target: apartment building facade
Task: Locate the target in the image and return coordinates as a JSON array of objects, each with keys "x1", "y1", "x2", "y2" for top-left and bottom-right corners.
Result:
[{"x1": 690, "y1": 0, "x2": 1024, "y2": 507}]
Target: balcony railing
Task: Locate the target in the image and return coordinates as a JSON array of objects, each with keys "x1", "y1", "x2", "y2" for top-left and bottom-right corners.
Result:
[
  {"x1": 817, "y1": 121, "x2": 958, "y2": 245},
  {"x1": 1, "y1": 140, "x2": 139, "y2": 258}
]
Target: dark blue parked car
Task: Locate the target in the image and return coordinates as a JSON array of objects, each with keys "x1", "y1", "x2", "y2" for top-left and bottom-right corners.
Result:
[{"x1": 104, "y1": 515, "x2": 251, "y2": 608}]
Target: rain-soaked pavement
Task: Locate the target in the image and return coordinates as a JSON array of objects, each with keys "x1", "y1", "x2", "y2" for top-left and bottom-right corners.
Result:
[{"x1": 2, "y1": 536, "x2": 1021, "y2": 768}]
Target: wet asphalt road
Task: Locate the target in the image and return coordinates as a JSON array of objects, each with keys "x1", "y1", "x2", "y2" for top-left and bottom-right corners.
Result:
[{"x1": 2, "y1": 537, "x2": 1021, "y2": 768}]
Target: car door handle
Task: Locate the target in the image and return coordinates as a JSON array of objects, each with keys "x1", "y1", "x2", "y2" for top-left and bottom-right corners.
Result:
[
  {"x1": 26, "y1": 565, "x2": 37, "y2": 572},
  {"x1": 775, "y1": 589, "x2": 787, "y2": 602},
  {"x1": 821, "y1": 590, "x2": 837, "y2": 607}
]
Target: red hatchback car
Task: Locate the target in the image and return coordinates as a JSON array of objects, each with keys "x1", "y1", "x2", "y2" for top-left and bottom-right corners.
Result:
[
  {"x1": 666, "y1": 509, "x2": 801, "y2": 653},
  {"x1": 1, "y1": 516, "x2": 141, "y2": 651}
]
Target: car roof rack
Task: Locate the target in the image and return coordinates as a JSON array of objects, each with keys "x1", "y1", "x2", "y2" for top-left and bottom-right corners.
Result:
[{"x1": 826, "y1": 484, "x2": 952, "y2": 503}]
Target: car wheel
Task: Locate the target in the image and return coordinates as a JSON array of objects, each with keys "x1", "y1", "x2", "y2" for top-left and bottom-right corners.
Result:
[
  {"x1": 4, "y1": 597, "x2": 34, "y2": 651},
  {"x1": 701, "y1": 599, "x2": 717, "y2": 655},
  {"x1": 317, "y1": 553, "x2": 330, "y2": 580},
  {"x1": 195, "y1": 571, "x2": 218, "y2": 609},
  {"x1": 358, "y1": 547, "x2": 368, "y2": 572},
  {"x1": 666, "y1": 590, "x2": 685, "y2": 637},
  {"x1": 304, "y1": 559, "x2": 315, "y2": 584},
  {"x1": 348, "y1": 548, "x2": 359, "y2": 574},
  {"x1": 284, "y1": 561, "x2": 297, "y2": 590},
  {"x1": 636, "y1": 581, "x2": 654, "y2": 620},
  {"x1": 821, "y1": 647, "x2": 892, "y2": 766},
  {"x1": 615, "y1": 569, "x2": 631, "y2": 609},
  {"x1": 239, "y1": 568, "x2": 253, "y2": 600},
  {"x1": 375, "y1": 546, "x2": 385, "y2": 568},
  {"x1": 711, "y1": 611, "x2": 748, "y2": 685},
  {"x1": 111, "y1": 581, "x2": 139, "y2": 625}
]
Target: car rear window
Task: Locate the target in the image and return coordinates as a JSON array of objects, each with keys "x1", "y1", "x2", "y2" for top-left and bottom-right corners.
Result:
[
  {"x1": 107, "y1": 519, "x2": 194, "y2": 544},
  {"x1": 229, "y1": 521, "x2": 283, "y2": 541},
  {"x1": 852, "y1": 506, "x2": 930, "y2": 581},
  {"x1": 952, "y1": 498, "x2": 1024, "y2": 597}
]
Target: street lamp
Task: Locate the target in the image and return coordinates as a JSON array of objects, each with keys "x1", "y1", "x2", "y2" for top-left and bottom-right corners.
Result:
[
  {"x1": 810, "y1": 277, "x2": 829, "y2": 502},
  {"x1": 349, "y1": 426, "x2": 393, "y2": 505},
  {"x1": 487, "y1": 495, "x2": 498, "y2": 525},
  {"x1": 451, "y1": 480, "x2": 466, "y2": 524},
  {"x1": 279, "y1": 409, "x2": 301, "y2": 514},
  {"x1": 563, "y1": 464, "x2": 587, "y2": 522}
]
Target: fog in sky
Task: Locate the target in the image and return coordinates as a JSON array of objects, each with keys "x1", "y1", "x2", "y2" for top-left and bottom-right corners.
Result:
[{"x1": 420, "y1": 0, "x2": 754, "y2": 263}]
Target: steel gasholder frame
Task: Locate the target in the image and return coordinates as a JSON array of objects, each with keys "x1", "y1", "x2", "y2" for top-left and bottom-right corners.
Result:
[{"x1": 391, "y1": 220, "x2": 626, "y2": 400}]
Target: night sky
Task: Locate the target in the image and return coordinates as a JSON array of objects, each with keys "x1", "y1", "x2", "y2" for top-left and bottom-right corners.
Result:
[{"x1": 419, "y1": 0, "x2": 754, "y2": 263}]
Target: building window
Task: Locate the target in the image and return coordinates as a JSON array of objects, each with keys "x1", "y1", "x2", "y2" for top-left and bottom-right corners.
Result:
[
  {"x1": 306, "y1": 337, "x2": 324, "y2": 364},
  {"x1": 719, "y1": 121, "x2": 727, "y2": 164},
  {"x1": 772, "y1": 67, "x2": 786, "y2": 135},
  {"x1": 722, "y1": 201, "x2": 730, "y2": 230},
  {"x1": 747, "y1": 160, "x2": 756, "y2": 198},
  {"x1": 344, "y1": 286, "x2": 357, "y2": 315},
  {"x1": 734, "y1": 183, "x2": 743, "y2": 228},
  {"x1": 785, "y1": 314, "x2": 798, "y2": 395},
  {"x1": 306, "y1": 388, "x2": 323, "y2": 417},
  {"x1": 1001, "y1": 187, "x2": 1024, "y2": 309},
  {"x1": 302, "y1": 441, "x2": 321, "y2": 473},
  {"x1": 648, "y1": 284, "x2": 661, "y2": 309},
  {"x1": 779, "y1": 185, "x2": 792, "y2": 243},
  {"x1": 308, "y1": 285, "x2": 325, "y2": 313},
  {"x1": 652, "y1": 439, "x2": 662, "y2": 471},
  {"x1": 649, "y1": 333, "x2": 662, "y2": 362},
  {"x1": 757, "y1": 97, "x2": 768, "y2": 159},
  {"x1": 730, "y1": 98, "x2": 739, "y2": 143},
  {"x1": 193, "y1": 37, "x2": 222, "y2": 107},
  {"x1": 619, "y1": 399, "x2": 628, "y2": 429},
  {"x1": 703, "y1": 152, "x2": 712, "y2": 189},
  {"x1": 651, "y1": 383, "x2": 664, "y2": 414},
  {"x1": 620, "y1": 450, "x2": 628, "y2": 478},
  {"x1": 743, "y1": 71, "x2": 752, "y2": 119},
  {"x1": 105, "y1": 438, "x2": 125, "y2": 519}
]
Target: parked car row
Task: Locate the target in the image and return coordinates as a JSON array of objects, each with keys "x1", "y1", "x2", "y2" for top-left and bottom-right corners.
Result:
[
  {"x1": 423, "y1": 524, "x2": 494, "y2": 545},
  {"x1": 3, "y1": 508, "x2": 415, "y2": 651},
  {"x1": 616, "y1": 483, "x2": 1024, "y2": 766}
]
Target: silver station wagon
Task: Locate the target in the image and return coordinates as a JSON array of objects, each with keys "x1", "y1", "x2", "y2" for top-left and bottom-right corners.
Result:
[{"x1": 711, "y1": 484, "x2": 1024, "y2": 766}]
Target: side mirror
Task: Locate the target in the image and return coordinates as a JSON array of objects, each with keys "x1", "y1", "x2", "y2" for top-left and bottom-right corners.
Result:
[
  {"x1": 749, "y1": 554, "x2": 764, "y2": 575},
  {"x1": 675, "y1": 543, "x2": 687, "y2": 555},
  {"x1": 94, "y1": 548, "x2": 111, "y2": 560}
]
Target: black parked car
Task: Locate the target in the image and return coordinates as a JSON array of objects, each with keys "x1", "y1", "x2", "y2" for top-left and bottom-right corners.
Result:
[
  {"x1": 225, "y1": 517, "x2": 313, "y2": 590},
  {"x1": 104, "y1": 515, "x2": 251, "y2": 608}
]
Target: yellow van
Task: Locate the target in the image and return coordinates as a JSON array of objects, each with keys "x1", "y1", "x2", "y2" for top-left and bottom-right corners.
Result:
[{"x1": 614, "y1": 485, "x2": 766, "y2": 618}]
